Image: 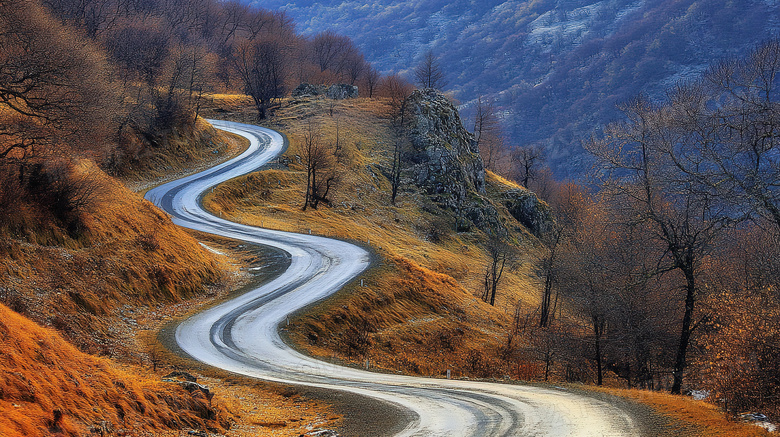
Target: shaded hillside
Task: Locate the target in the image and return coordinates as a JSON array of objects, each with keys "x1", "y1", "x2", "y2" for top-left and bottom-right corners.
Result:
[
  {"x1": 255, "y1": 0, "x2": 780, "y2": 176},
  {"x1": 0, "y1": 156, "x2": 224, "y2": 358}
]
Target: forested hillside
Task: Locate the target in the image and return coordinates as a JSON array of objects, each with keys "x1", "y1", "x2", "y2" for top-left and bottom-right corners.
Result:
[{"x1": 259, "y1": 0, "x2": 780, "y2": 177}]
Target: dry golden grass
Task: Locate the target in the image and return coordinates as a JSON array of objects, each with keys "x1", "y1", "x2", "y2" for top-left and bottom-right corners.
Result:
[
  {"x1": 1, "y1": 113, "x2": 343, "y2": 436},
  {"x1": 121, "y1": 116, "x2": 247, "y2": 192},
  {"x1": 199, "y1": 94, "x2": 772, "y2": 435},
  {"x1": 0, "y1": 303, "x2": 230, "y2": 437},
  {"x1": 0, "y1": 158, "x2": 225, "y2": 357},
  {"x1": 595, "y1": 387, "x2": 772, "y2": 437},
  {"x1": 197, "y1": 377, "x2": 340, "y2": 437}
]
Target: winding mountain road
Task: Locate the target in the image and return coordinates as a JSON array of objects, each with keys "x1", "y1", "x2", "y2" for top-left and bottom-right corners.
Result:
[{"x1": 145, "y1": 120, "x2": 641, "y2": 436}]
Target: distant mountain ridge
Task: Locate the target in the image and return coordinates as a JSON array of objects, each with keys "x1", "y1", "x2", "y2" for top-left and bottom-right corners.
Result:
[{"x1": 254, "y1": 0, "x2": 780, "y2": 177}]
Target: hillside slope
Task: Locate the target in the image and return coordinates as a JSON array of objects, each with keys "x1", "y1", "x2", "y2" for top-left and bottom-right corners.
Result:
[
  {"x1": 0, "y1": 117, "x2": 346, "y2": 437},
  {"x1": 1, "y1": 156, "x2": 225, "y2": 358},
  {"x1": 0, "y1": 302, "x2": 228, "y2": 437},
  {"x1": 256, "y1": 0, "x2": 780, "y2": 176}
]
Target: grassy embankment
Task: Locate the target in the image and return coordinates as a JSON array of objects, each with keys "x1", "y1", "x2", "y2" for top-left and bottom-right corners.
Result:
[{"x1": 202, "y1": 93, "x2": 771, "y2": 436}]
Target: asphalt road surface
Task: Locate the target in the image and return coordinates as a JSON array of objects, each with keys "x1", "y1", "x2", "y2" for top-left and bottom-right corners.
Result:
[{"x1": 145, "y1": 120, "x2": 640, "y2": 436}]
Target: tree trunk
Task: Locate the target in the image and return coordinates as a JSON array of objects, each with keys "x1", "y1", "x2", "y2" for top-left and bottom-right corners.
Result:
[
  {"x1": 593, "y1": 315, "x2": 604, "y2": 386},
  {"x1": 303, "y1": 167, "x2": 312, "y2": 210},
  {"x1": 391, "y1": 141, "x2": 401, "y2": 205},
  {"x1": 671, "y1": 268, "x2": 696, "y2": 394},
  {"x1": 540, "y1": 273, "x2": 553, "y2": 327}
]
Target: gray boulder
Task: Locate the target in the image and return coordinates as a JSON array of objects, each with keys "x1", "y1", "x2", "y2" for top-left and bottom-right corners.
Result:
[
  {"x1": 292, "y1": 83, "x2": 327, "y2": 97},
  {"x1": 327, "y1": 83, "x2": 358, "y2": 99},
  {"x1": 503, "y1": 188, "x2": 554, "y2": 236},
  {"x1": 403, "y1": 89, "x2": 506, "y2": 233}
]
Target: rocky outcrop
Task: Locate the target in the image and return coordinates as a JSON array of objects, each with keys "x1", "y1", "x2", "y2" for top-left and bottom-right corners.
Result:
[
  {"x1": 326, "y1": 83, "x2": 358, "y2": 99},
  {"x1": 292, "y1": 83, "x2": 327, "y2": 97},
  {"x1": 403, "y1": 89, "x2": 553, "y2": 237},
  {"x1": 292, "y1": 83, "x2": 358, "y2": 99},
  {"x1": 503, "y1": 188, "x2": 554, "y2": 236},
  {"x1": 406, "y1": 89, "x2": 485, "y2": 203}
]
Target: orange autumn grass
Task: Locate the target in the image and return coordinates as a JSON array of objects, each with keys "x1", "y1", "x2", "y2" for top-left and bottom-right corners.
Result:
[
  {"x1": 0, "y1": 302, "x2": 230, "y2": 437},
  {"x1": 0, "y1": 158, "x2": 225, "y2": 357},
  {"x1": 595, "y1": 387, "x2": 772, "y2": 436}
]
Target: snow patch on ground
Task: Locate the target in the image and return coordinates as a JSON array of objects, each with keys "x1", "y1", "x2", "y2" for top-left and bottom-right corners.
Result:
[
  {"x1": 741, "y1": 413, "x2": 778, "y2": 433},
  {"x1": 527, "y1": 2, "x2": 605, "y2": 49},
  {"x1": 198, "y1": 242, "x2": 225, "y2": 256},
  {"x1": 658, "y1": 64, "x2": 709, "y2": 89}
]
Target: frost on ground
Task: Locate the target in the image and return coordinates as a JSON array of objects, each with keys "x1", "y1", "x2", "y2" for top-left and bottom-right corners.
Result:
[{"x1": 740, "y1": 413, "x2": 778, "y2": 433}]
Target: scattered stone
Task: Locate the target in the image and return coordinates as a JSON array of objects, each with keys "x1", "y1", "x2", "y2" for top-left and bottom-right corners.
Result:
[
  {"x1": 306, "y1": 430, "x2": 340, "y2": 437},
  {"x1": 89, "y1": 420, "x2": 113, "y2": 435},
  {"x1": 163, "y1": 371, "x2": 198, "y2": 382},
  {"x1": 292, "y1": 83, "x2": 358, "y2": 99},
  {"x1": 740, "y1": 413, "x2": 777, "y2": 432},
  {"x1": 162, "y1": 374, "x2": 213, "y2": 401}
]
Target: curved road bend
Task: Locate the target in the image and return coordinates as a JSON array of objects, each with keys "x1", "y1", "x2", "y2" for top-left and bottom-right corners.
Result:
[{"x1": 145, "y1": 119, "x2": 640, "y2": 436}]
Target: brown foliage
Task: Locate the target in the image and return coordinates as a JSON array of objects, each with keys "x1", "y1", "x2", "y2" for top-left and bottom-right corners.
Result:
[
  {"x1": 0, "y1": 0, "x2": 119, "y2": 163},
  {"x1": 696, "y1": 224, "x2": 780, "y2": 419}
]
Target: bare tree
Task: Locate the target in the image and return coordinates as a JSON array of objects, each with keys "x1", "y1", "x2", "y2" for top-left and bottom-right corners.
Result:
[
  {"x1": 473, "y1": 97, "x2": 497, "y2": 150},
  {"x1": 233, "y1": 37, "x2": 288, "y2": 120},
  {"x1": 0, "y1": 0, "x2": 118, "y2": 162},
  {"x1": 481, "y1": 235, "x2": 515, "y2": 306},
  {"x1": 413, "y1": 50, "x2": 447, "y2": 90},
  {"x1": 363, "y1": 65, "x2": 381, "y2": 98},
  {"x1": 43, "y1": 0, "x2": 126, "y2": 37},
  {"x1": 301, "y1": 121, "x2": 337, "y2": 210},
  {"x1": 343, "y1": 50, "x2": 366, "y2": 86},
  {"x1": 158, "y1": 42, "x2": 215, "y2": 124},
  {"x1": 378, "y1": 74, "x2": 414, "y2": 122},
  {"x1": 390, "y1": 137, "x2": 405, "y2": 205},
  {"x1": 383, "y1": 77, "x2": 415, "y2": 206},
  {"x1": 106, "y1": 23, "x2": 171, "y2": 90},
  {"x1": 310, "y1": 30, "x2": 358, "y2": 77},
  {"x1": 511, "y1": 145, "x2": 544, "y2": 189},
  {"x1": 472, "y1": 97, "x2": 508, "y2": 173},
  {"x1": 536, "y1": 183, "x2": 592, "y2": 328},
  {"x1": 588, "y1": 94, "x2": 736, "y2": 394},
  {"x1": 538, "y1": 219, "x2": 563, "y2": 328},
  {"x1": 694, "y1": 40, "x2": 780, "y2": 232}
]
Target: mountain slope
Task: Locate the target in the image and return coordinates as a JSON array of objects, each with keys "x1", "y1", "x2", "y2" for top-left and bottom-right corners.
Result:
[{"x1": 255, "y1": 0, "x2": 780, "y2": 176}]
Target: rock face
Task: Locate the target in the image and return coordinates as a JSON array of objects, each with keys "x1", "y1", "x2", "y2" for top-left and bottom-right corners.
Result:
[
  {"x1": 503, "y1": 188, "x2": 554, "y2": 236},
  {"x1": 406, "y1": 89, "x2": 485, "y2": 205},
  {"x1": 292, "y1": 83, "x2": 327, "y2": 97},
  {"x1": 327, "y1": 83, "x2": 358, "y2": 99},
  {"x1": 404, "y1": 88, "x2": 554, "y2": 236},
  {"x1": 292, "y1": 83, "x2": 358, "y2": 99}
]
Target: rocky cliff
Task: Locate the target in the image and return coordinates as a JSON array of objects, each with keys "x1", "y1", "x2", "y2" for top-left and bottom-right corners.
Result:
[
  {"x1": 404, "y1": 89, "x2": 552, "y2": 236},
  {"x1": 406, "y1": 88, "x2": 484, "y2": 204}
]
